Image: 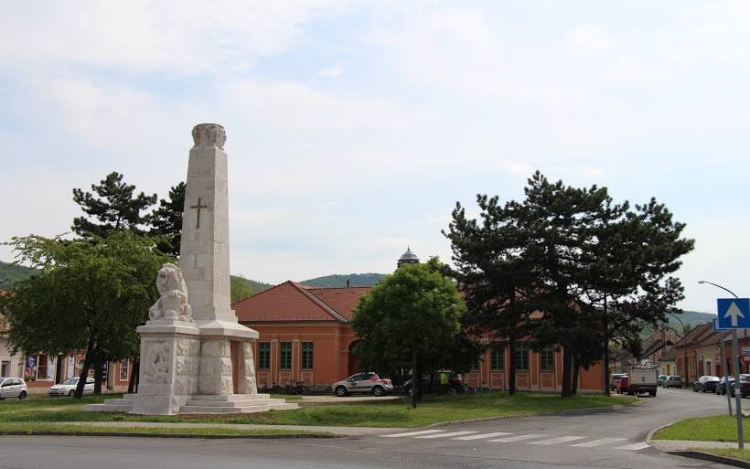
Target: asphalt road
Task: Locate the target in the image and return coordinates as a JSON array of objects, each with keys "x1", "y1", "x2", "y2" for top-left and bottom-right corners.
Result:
[{"x1": 0, "y1": 388, "x2": 736, "y2": 469}]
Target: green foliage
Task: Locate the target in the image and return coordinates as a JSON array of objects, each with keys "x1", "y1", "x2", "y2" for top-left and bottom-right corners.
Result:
[
  {"x1": 0, "y1": 233, "x2": 170, "y2": 394},
  {"x1": 230, "y1": 275, "x2": 255, "y2": 303},
  {"x1": 244, "y1": 279, "x2": 273, "y2": 293},
  {"x1": 446, "y1": 171, "x2": 694, "y2": 397},
  {"x1": 148, "y1": 182, "x2": 185, "y2": 256},
  {"x1": 301, "y1": 273, "x2": 386, "y2": 288},
  {"x1": 72, "y1": 172, "x2": 157, "y2": 238},
  {"x1": 351, "y1": 261, "x2": 466, "y2": 408},
  {"x1": 654, "y1": 415, "x2": 750, "y2": 442},
  {"x1": 0, "y1": 260, "x2": 34, "y2": 290}
]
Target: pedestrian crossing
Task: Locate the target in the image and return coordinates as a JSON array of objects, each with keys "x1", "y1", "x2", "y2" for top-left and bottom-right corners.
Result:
[{"x1": 379, "y1": 429, "x2": 649, "y2": 451}]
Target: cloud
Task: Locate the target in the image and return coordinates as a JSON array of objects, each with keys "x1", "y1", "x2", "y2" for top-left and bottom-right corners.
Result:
[
  {"x1": 497, "y1": 161, "x2": 534, "y2": 176},
  {"x1": 317, "y1": 66, "x2": 344, "y2": 77},
  {"x1": 0, "y1": 0, "x2": 353, "y2": 76}
]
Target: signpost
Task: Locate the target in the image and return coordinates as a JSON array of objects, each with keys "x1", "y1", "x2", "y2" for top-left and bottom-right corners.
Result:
[
  {"x1": 714, "y1": 318, "x2": 732, "y2": 416},
  {"x1": 717, "y1": 298, "x2": 750, "y2": 450}
]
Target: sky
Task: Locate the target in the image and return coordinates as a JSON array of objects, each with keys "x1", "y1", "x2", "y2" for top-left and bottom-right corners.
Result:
[{"x1": 1, "y1": 1, "x2": 749, "y2": 313}]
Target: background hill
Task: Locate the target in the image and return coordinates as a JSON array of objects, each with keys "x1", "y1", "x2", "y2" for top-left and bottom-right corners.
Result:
[
  {"x1": 241, "y1": 278, "x2": 274, "y2": 294},
  {"x1": 0, "y1": 260, "x2": 34, "y2": 289},
  {"x1": 301, "y1": 273, "x2": 386, "y2": 288},
  {"x1": 668, "y1": 310, "x2": 716, "y2": 329}
]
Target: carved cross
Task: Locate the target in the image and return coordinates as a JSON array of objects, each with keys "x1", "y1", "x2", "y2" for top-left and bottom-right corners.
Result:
[{"x1": 190, "y1": 198, "x2": 208, "y2": 229}]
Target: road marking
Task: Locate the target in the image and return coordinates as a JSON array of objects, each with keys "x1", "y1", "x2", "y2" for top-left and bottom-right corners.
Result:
[
  {"x1": 415, "y1": 431, "x2": 477, "y2": 439},
  {"x1": 615, "y1": 442, "x2": 650, "y2": 451},
  {"x1": 452, "y1": 432, "x2": 512, "y2": 441},
  {"x1": 571, "y1": 438, "x2": 627, "y2": 448},
  {"x1": 489, "y1": 434, "x2": 548, "y2": 443},
  {"x1": 381, "y1": 430, "x2": 445, "y2": 438},
  {"x1": 530, "y1": 436, "x2": 586, "y2": 445}
]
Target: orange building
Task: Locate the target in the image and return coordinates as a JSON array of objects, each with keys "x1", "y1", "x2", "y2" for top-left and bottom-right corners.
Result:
[
  {"x1": 234, "y1": 281, "x2": 365, "y2": 389},
  {"x1": 233, "y1": 280, "x2": 605, "y2": 393}
]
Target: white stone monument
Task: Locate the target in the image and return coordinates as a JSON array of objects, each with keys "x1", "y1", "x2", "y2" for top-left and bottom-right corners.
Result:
[{"x1": 88, "y1": 124, "x2": 296, "y2": 415}]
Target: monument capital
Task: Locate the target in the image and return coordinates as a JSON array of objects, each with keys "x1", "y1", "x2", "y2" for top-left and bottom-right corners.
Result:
[{"x1": 192, "y1": 123, "x2": 226, "y2": 150}]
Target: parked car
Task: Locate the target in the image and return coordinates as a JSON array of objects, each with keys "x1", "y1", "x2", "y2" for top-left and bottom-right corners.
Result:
[
  {"x1": 611, "y1": 373, "x2": 627, "y2": 391},
  {"x1": 48, "y1": 377, "x2": 95, "y2": 397},
  {"x1": 663, "y1": 375, "x2": 683, "y2": 388},
  {"x1": 403, "y1": 372, "x2": 467, "y2": 395},
  {"x1": 730, "y1": 374, "x2": 750, "y2": 398},
  {"x1": 657, "y1": 375, "x2": 668, "y2": 387},
  {"x1": 717, "y1": 376, "x2": 735, "y2": 395},
  {"x1": 332, "y1": 372, "x2": 394, "y2": 397},
  {"x1": 693, "y1": 375, "x2": 721, "y2": 393},
  {"x1": 616, "y1": 375, "x2": 629, "y2": 394},
  {"x1": 0, "y1": 377, "x2": 28, "y2": 400}
]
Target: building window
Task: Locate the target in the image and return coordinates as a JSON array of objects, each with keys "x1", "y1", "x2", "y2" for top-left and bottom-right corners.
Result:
[
  {"x1": 514, "y1": 342, "x2": 528, "y2": 371},
  {"x1": 301, "y1": 342, "x2": 313, "y2": 370},
  {"x1": 541, "y1": 347, "x2": 554, "y2": 371},
  {"x1": 280, "y1": 342, "x2": 292, "y2": 370},
  {"x1": 120, "y1": 359, "x2": 129, "y2": 381},
  {"x1": 38, "y1": 354, "x2": 49, "y2": 380},
  {"x1": 491, "y1": 347, "x2": 504, "y2": 370},
  {"x1": 258, "y1": 342, "x2": 270, "y2": 370}
]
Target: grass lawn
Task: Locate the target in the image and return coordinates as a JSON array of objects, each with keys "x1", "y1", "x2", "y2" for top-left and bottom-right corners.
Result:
[
  {"x1": 0, "y1": 393, "x2": 637, "y2": 428},
  {"x1": 690, "y1": 447, "x2": 750, "y2": 462},
  {"x1": 654, "y1": 415, "x2": 749, "y2": 442}
]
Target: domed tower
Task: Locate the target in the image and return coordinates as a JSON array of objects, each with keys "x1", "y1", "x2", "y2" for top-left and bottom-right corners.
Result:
[{"x1": 397, "y1": 246, "x2": 420, "y2": 268}]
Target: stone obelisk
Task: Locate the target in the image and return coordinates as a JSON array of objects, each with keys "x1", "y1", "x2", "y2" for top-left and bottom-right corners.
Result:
[
  {"x1": 88, "y1": 124, "x2": 297, "y2": 415},
  {"x1": 181, "y1": 123, "x2": 257, "y2": 396}
]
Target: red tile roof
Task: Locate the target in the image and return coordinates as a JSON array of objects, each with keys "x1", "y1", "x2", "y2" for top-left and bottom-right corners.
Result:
[
  {"x1": 233, "y1": 281, "x2": 370, "y2": 323},
  {"x1": 308, "y1": 287, "x2": 370, "y2": 321}
]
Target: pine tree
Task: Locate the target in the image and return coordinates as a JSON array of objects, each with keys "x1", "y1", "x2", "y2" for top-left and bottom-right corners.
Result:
[
  {"x1": 72, "y1": 172, "x2": 157, "y2": 238},
  {"x1": 444, "y1": 195, "x2": 537, "y2": 395},
  {"x1": 149, "y1": 182, "x2": 185, "y2": 256}
]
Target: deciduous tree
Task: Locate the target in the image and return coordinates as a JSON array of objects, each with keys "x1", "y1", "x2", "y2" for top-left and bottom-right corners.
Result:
[
  {"x1": 351, "y1": 261, "x2": 466, "y2": 408},
  {"x1": 0, "y1": 233, "x2": 168, "y2": 397}
]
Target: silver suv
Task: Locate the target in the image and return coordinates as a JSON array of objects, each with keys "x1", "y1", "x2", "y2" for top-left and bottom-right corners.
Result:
[
  {"x1": 0, "y1": 377, "x2": 28, "y2": 400},
  {"x1": 332, "y1": 372, "x2": 394, "y2": 397}
]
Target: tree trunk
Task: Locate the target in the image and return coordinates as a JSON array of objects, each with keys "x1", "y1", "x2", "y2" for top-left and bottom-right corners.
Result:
[
  {"x1": 561, "y1": 347, "x2": 572, "y2": 397},
  {"x1": 411, "y1": 348, "x2": 418, "y2": 409},
  {"x1": 416, "y1": 363, "x2": 423, "y2": 402},
  {"x1": 127, "y1": 358, "x2": 140, "y2": 394},
  {"x1": 93, "y1": 349, "x2": 104, "y2": 395},
  {"x1": 75, "y1": 332, "x2": 96, "y2": 398},
  {"x1": 508, "y1": 340, "x2": 516, "y2": 395},
  {"x1": 571, "y1": 356, "x2": 579, "y2": 395}
]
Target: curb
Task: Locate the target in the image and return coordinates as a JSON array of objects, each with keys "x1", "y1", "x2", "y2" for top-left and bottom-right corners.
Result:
[
  {"x1": 425, "y1": 399, "x2": 643, "y2": 429},
  {"x1": 645, "y1": 422, "x2": 674, "y2": 444},
  {"x1": 647, "y1": 419, "x2": 750, "y2": 468},
  {"x1": 670, "y1": 451, "x2": 750, "y2": 469}
]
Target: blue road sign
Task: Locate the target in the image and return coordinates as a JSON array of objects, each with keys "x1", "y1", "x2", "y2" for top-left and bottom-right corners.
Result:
[
  {"x1": 717, "y1": 298, "x2": 750, "y2": 329},
  {"x1": 713, "y1": 318, "x2": 727, "y2": 332}
]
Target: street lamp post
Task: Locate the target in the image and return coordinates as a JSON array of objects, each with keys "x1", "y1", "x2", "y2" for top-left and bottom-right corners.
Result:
[
  {"x1": 699, "y1": 280, "x2": 744, "y2": 450},
  {"x1": 669, "y1": 313, "x2": 689, "y2": 390}
]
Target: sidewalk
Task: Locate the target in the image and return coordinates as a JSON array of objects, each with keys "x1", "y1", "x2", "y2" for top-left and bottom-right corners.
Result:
[
  {"x1": 61, "y1": 421, "x2": 402, "y2": 436},
  {"x1": 650, "y1": 439, "x2": 740, "y2": 451}
]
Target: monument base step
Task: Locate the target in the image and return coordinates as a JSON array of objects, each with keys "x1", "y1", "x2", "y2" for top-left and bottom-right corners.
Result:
[
  {"x1": 180, "y1": 402, "x2": 298, "y2": 414},
  {"x1": 85, "y1": 403, "x2": 134, "y2": 412},
  {"x1": 84, "y1": 393, "x2": 298, "y2": 415}
]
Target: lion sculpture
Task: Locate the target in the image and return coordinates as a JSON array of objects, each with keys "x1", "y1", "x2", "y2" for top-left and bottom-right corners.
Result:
[{"x1": 148, "y1": 263, "x2": 194, "y2": 323}]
